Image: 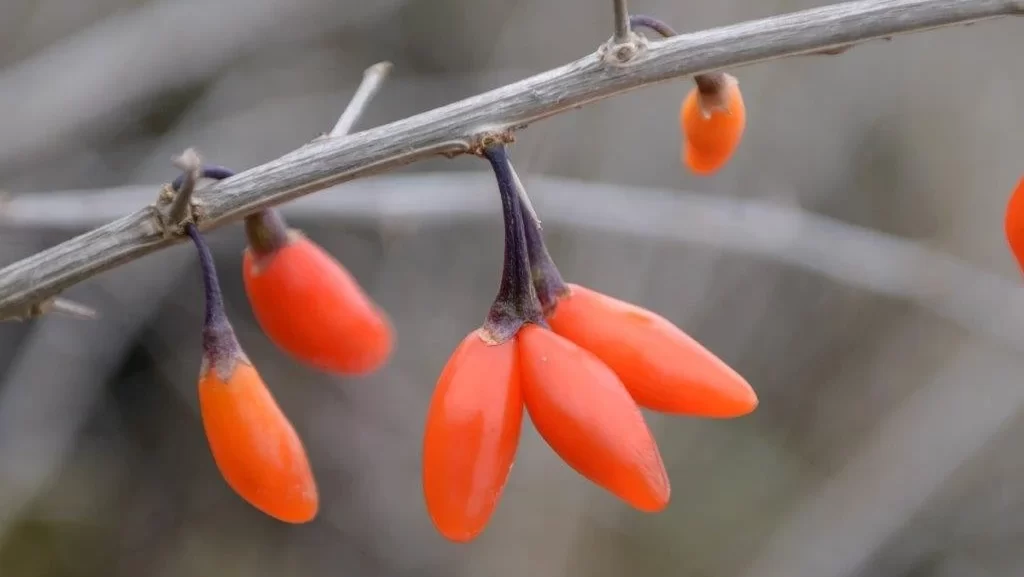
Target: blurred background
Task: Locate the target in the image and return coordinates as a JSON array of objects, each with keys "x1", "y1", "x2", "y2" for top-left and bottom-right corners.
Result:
[{"x1": 1, "y1": 0, "x2": 1023, "y2": 576}]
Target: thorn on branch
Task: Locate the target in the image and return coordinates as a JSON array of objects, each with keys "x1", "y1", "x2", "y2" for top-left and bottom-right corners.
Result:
[
  {"x1": 327, "y1": 61, "x2": 394, "y2": 139},
  {"x1": 157, "y1": 148, "x2": 204, "y2": 238},
  {"x1": 1, "y1": 296, "x2": 98, "y2": 322}
]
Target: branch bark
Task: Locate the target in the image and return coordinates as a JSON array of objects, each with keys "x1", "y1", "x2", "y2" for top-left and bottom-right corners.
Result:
[
  {"x1": 8, "y1": 173, "x2": 1024, "y2": 359},
  {"x1": 0, "y1": 0, "x2": 1018, "y2": 319}
]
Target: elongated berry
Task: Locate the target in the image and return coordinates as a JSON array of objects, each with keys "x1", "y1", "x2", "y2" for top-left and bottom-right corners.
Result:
[
  {"x1": 198, "y1": 359, "x2": 319, "y2": 523},
  {"x1": 243, "y1": 210, "x2": 394, "y2": 376},
  {"x1": 422, "y1": 330, "x2": 522, "y2": 542},
  {"x1": 514, "y1": 176, "x2": 757, "y2": 418},
  {"x1": 547, "y1": 284, "x2": 757, "y2": 417},
  {"x1": 187, "y1": 223, "x2": 318, "y2": 523},
  {"x1": 420, "y1": 144, "x2": 541, "y2": 542},
  {"x1": 518, "y1": 324, "x2": 670, "y2": 512}
]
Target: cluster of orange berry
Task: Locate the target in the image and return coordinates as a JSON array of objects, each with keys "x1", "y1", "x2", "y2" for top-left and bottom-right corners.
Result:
[
  {"x1": 171, "y1": 167, "x2": 393, "y2": 523},
  {"x1": 167, "y1": 13, "x2": 756, "y2": 539},
  {"x1": 422, "y1": 143, "x2": 757, "y2": 542}
]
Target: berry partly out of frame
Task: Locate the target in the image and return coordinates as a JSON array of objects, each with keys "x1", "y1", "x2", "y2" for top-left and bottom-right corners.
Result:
[{"x1": 1004, "y1": 176, "x2": 1024, "y2": 273}]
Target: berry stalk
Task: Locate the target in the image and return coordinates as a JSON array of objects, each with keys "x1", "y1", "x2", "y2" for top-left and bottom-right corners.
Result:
[
  {"x1": 185, "y1": 223, "x2": 244, "y2": 377},
  {"x1": 628, "y1": 15, "x2": 677, "y2": 38},
  {"x1": 628, "y1": 14, "x2": 727, "y2": 95},
  {"x1": 480, "y1": 144, "x2": 545, "y2": 342},
  {"x1": 514, "y1": 184, "x2": 570, "y2": 315}
]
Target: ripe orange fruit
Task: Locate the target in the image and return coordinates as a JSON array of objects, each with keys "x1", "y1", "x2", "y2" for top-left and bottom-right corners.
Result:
[
  {"x1": 1004, "y1": 177, "x2": 1024, "y2": 273},
  {"x1": 517, "y1": 324, "x2": 670, "y2": 512},
  {"x1": 547, "y1": 284, "x2": 757, "y2": 417},
  {"x1": 185, "y1": 222, "x2": 319, "y2": 524},
  {"x1": 680, "y1": 73, "x2": 746, "y2": 175},
  {"x1": 243, "y1": 224, "x2": 394, "y2": 376},
  {"x1": 199, "y1": 359, "x2": 319, "y2": 523},
  {"x1": 422, "y1": 330, "x2": 523, "y2": 542}
]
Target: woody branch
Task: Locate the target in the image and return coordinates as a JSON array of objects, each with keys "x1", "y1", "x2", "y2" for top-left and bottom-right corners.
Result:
[{"x1": 0, "y1": 0, "x2": 1019, "y2": 320}]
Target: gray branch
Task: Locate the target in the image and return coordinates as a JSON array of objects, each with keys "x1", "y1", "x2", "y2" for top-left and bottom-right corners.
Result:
[
  {"x1": 8, "y1": 172, "x2": 1024, "y2": 358},
  {"x1": 0, "y1": 0, "x2": 1019, "y2": 319}
]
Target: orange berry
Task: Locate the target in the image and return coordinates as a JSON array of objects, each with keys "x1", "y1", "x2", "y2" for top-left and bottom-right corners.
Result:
[
  {"x1": 185, "y1": 221, "x2": 318, "y2": 524},
  {"x1": 422, "y1": 330, "x2": 523, "y2": 542},
  {"x1": 679, "y1": 73, "x2": 746, "y2": 175},
  {"x1": 243, "y1": 228, "x2": 394, "y2": 376},
  {"x1": 1005, "y1": 177, "x2": 1024, "y2": 272},
  {"x1": 517, "y1": 324, "x2": 670, "y2": 512},
  {"x1": 547, "y1": 284, "x2": 757, "y2": 418},
  {"x1": 199, "y1": 359, "x2": 319, "y2": 523}
]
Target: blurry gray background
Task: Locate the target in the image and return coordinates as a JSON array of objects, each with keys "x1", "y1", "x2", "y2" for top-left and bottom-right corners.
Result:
[{"x1": 1, "y1": 0, "x2": 1023, "y2": 576}]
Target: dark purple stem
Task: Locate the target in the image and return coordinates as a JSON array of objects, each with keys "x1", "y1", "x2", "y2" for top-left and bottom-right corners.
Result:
[
  {"x1": 170, "y1": 165, "x2": 290, "y2": 257},
  {"x1": 244, "y1": 208, "x2": 292, "y2": 257},
  {"x1": 629, "y1": 15, "x2": 677, "y2": 38},
  {"x1": 171, "y1": 165, "x2": 236, "y2": 190},
  {"x1": 185, "y1": 223, "x2": 240, "y2": 361},
  {"x1": 481, "y1": 145, "x2": 545, "y2": 340},
  {"x1": 518, "y1": 198, "x2": 570, "y2": 315},
  {"x1": 628, "y1": 15, "x2": 723, "y2": 88},
  {"x1": 694, "y1": 73, "x2": 728, "y2": 95}
]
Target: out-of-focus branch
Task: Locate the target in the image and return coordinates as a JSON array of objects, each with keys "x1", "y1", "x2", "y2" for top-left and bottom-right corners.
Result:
[
  {"x1": 0, "y1": 0, "x2": 1018, "y2": 319},
  {"x1": 6, "y1": 172, "x2": 1024, "y2": 356},
  {"x1": 0, "y1": 0, "x2": 406, "y2": 172},
  {"x1": 0, "y1": 253, "x2": 193, "y2": 545}
]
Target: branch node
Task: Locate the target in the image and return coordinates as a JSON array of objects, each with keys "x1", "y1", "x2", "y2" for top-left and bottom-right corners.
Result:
[
  {"x1": 599, "y1": 31, "x2": 648, "y2": 66},
  {"x1": 471, "y1": 131, "x2": 516, "y2": 156},
  {"x1": 157, "y1": 148, "x2": 204, "y2": 238}
]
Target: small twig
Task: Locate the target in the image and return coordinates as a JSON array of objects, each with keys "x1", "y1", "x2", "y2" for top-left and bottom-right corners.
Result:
[
  {"x1": 45, "y1": 298, "x2": 98, "y2": 320},
  {"x1": 612, "y1": 0, "x2": 632, "y2": 44},
  {"x1": 329, "y1": 62, "x2": 394, "y2": 138},
  {"x1": 605, "y1": 0, "x2": 641, "y2": 63},
  {"x1": 166, "y1": 148, "x2": 202, "y2": 228},
  {"x1": 1, "y1": 296, "x2": 98, "y2": 322}
]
